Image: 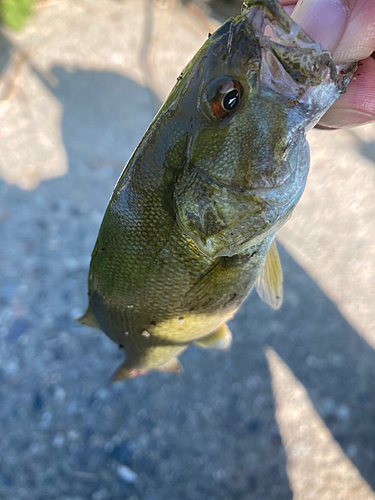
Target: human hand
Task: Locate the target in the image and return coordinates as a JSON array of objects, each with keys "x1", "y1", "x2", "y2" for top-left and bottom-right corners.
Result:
[{"x1": 280, "y1": 0, "x2": 375, "y2": 128}]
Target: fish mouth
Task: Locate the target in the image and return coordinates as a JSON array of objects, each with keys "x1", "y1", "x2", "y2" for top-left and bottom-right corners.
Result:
[{"x1": 242, "y1": 0, "x2": 355, "y2": 128}]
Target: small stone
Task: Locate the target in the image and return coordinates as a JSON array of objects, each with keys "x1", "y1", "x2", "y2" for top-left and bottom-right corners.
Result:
[
  {"x1": 336, "y1": 404, "x2": 350, "y2": 420},
  {"x1": 214, "y1": 469, "x2": 226, "y2": 480},
  {"x1": 54, "y1": 386, "x2": 66, "y2": 402},
  {"x1": 306, "y1": 354, "x2": 323, "y2": 368},
  {"x1": 52, "y1": 433, "x2": 65, "y2": 449},
  {"x1": 39, "y1": 411, "x2": 52, "y2": 429},
  {"x1": 29, "y1": 442, "x2": 41, "y2": 455},
  {"x1": 96, "y1": 388, "x2": 109, "y2": 400},
  {"x1": 92, "y1": 489, "x2": 109, "y2": 500},
  {"x1": 17, "y1": 284, "x2": 29, "y2": 294},
  {"x1": 330, "y1": 353, "x2": 344, "y2": 367},
  {"x1": 117, "y1": 465, "x2": 138, "y2": 484},
  {"x1": 141, "y1": 330, "x2": 150, "y2": 337},
  {"x1": 245, "y1": 375, "x2": 262, "y2": 389},
  {"x1": 5, "y1": 360, "x2": 19, "y2": 375},
  {"x1": 285, "y1": 290, "x2": 300, "y2": 306},
  {"x1": 68, "y1": 430, "x2": 80, "y2": 441},
  {"x1": 346, "y1": 444, "x2": 357, "y2": 458},
  {"x1": 322, "y1": 397, "x2": 336, "y2": 415},
  {"x1": 104, "y1": 441, "x2": 114, "y2": 453}
]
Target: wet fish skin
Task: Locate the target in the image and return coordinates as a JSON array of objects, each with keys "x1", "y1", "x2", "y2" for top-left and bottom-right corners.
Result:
[{"x1": 80, "y1": 0, "x2": 353, "y2": 381}]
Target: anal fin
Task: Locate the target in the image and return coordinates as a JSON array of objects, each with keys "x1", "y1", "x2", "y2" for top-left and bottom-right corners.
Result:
[
  {"x1": 255, "y1": 239, "x2": 283, "y2": 310},
  {"x1": 158, "y1": 357, "x2": 183, "y2": 373},
  {"x1": 195, "y1": 323, "x2": 232, "y2": 350}
]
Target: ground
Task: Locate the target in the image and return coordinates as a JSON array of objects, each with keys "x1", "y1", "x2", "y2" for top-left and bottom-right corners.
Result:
[{"x1": 0, "y1": 1, "x2": 375, "y2": 499}]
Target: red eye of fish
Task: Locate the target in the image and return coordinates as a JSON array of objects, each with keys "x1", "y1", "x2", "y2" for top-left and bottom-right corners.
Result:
[{"x1": 211, "y1": 81, "x2": 243, "y2": 120}]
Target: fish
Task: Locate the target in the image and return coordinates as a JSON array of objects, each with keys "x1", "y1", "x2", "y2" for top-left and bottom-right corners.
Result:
[{"x1": 79, "y1": 0, "x2": 355, "y2": 381}]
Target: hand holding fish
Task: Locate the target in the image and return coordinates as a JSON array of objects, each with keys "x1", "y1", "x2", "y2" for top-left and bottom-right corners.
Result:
[{"x1": 280, "y1": 0, "x2": 375, "y2": 128}]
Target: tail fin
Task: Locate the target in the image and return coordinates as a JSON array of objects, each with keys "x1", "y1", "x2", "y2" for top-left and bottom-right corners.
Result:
[
  {"x1": 111, "y1": 360, "x2": 149, "y2": 382},
  {"x1": 112, "y1": 356, "x2": 183, "y2": 382}
]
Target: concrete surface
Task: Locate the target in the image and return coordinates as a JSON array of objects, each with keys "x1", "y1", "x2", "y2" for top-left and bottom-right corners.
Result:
[{"x1": 0, "y1": 1, "x2": 374, "y2": 499}]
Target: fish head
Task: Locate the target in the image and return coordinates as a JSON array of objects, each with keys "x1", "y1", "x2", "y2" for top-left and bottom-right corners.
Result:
[{"x1": 173, "y1": 1, "x2": 353, "y2": 258}]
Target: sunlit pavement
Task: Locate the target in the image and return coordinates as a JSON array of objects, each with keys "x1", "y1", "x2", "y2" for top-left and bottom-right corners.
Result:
[{"x1": 0, "y1": 1, "x2": 374, "y2": 499}]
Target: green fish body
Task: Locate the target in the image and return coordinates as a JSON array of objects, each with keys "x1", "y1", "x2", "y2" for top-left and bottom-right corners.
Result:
[{"x1": 81, "y1": 0, "x2": 354, "y2": 380}]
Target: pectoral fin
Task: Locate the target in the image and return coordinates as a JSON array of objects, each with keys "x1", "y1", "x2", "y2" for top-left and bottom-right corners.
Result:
[
  {"x1": 195, "y1": 324, "x2": 232, "y2": 350},
  {"x1": 77, "y1": 307, "x2": 100, "y2": 329},
  {"x1": 255, "y1": 239, "x2": 283, "y2": 310}
]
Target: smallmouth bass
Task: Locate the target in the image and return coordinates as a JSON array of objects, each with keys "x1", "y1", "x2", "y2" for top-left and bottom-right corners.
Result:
[{"x1": 80, "y1": 0, "x2": 355, "y2": 381}]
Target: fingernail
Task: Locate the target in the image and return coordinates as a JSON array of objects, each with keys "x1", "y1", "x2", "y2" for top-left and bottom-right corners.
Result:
[{"x1": 292, "y1": 0, "x2": 349, "y2": 53}]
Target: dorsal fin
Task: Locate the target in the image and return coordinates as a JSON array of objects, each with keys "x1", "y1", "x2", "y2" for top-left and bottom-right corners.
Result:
[{"x1": 255, "y1": 239, "x2": 283, "y2": 310}]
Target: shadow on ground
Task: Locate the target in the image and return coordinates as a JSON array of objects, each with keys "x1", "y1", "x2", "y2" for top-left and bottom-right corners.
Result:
[
  {"x1": 346, "y1": 129, "x2": 375, "y2": 166},
  {"x1": 36, "y1": 66, "x2": 157, "y2": 174}
]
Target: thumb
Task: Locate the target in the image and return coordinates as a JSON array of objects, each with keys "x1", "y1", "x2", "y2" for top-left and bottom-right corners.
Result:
[
  {"x1": 291, "y1": 0, "x2": 375, "y2": 63},
  {"x1": 292, "y1": 0, "x2": 350, "y2": 59}
]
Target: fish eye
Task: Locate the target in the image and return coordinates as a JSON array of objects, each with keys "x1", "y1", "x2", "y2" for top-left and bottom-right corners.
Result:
[
  {"x1": 222, "y1": 89, "x2": 240, "y2": 111},
  {"x1": 208, "y1": 78, "x2": 243, "y2": 120}
]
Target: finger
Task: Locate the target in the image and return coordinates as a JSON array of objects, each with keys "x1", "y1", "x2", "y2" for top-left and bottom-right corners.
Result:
[
  {"x1": 276, "y1": 0, "x2": 375, "y2": 127},
  {"x1": 291, "y1": 0, "x2": 375, "y2": 63},
  {"x1": 333, "y1": 0, "x2": 375, "y2": 62},
  {"x1": 277, "y1": 0, "x2": 297, "y2": 15},
  {"x1": 291, "y1": 0, "x2": 351, "y2": 58},
  {"x1": 318, "y1": 55, "x2": 375, "y2": 128}
]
